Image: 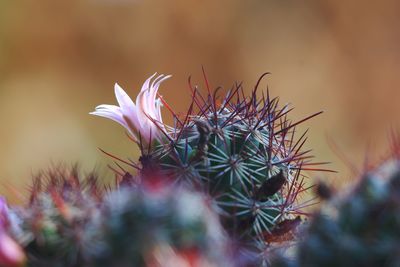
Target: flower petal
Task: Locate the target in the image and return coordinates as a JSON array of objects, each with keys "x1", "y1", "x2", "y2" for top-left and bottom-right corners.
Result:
[
  {"x1": 0, "y1": 232, "x2": 26, "y2": 267},
  {"x1": 155, "y1": 99, "x2": 163, "y2": 123},
  {"x1": 90, "y1": 107, "x2": 128, "y2": 130},
  {"x1": 94, "y1": 104, "x2": 120, "y2": 112},
  {"x1": 149, "y1": 75, "x2": 171, "y2": 119},
  {"x1": 135, "y1": 90, "x2": 151, "y2": 139},
  {"x1": 114, "y1": 83, "x2": 135, "y2": 110},
  {"x1": 114, "y1": 83, "x2": 141, "y2": 131},
  {"x1": 140, "y1": 72, "x2": 158, "y2": 93},
  {"x1": 91, "y1": 73, "x2": 170, "y2": 145},
  {"x1": 136, "y1": 73, "x2": 158, "y2": 122}
]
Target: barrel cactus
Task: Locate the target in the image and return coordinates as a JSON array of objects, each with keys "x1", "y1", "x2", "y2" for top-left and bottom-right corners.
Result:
[
  {"x1": 91, "y1": 72, "x2": 326, "y2": 264},
  {"x1": 93, "y1": 180, "x2": 230, "y2": 267},
  {"x1": 14, "y1": 167, "x2": 104, "y2": 267},
  {"x1": 7, "y1": 166, "x2": 229, "y2": 267},
  {"x1": 273, "y1": 156, "x2": 400, "y2": 267}
]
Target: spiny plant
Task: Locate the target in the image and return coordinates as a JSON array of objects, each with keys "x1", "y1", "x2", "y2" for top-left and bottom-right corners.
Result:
[
  {"x1": 91, "y1": 71, "x2": 330, "y2": 265},
  {"x1": 7, "y1": 166, "x2": 230, "y2": 267},
  {"x1": 273, "y1": 143, "x2": 400, "y2": 267},
  {"x1": 14, "y1": 166, "x2": 104, "y2": 267},
  {"x1": 92, "y1": 176, "x2": 230, "y2": 267}
]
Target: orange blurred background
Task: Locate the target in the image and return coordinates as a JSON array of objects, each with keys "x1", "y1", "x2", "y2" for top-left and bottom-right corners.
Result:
[{"x1": 0, "y1": 0, "x2": 399, "y2": 201}]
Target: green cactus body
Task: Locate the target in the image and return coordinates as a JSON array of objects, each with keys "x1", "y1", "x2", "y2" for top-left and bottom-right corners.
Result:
[
  {"x1": 13, "y1": 167, "x2": 230, "y2": 267},
  {"x1": 155, "y1": 110, "x2": 287, "y2": 231},
  {"x1": 90, "y1": 73, "x2": 326, "y2": 265},
  {"x1": 16, "y1": 168, "x2": 103, "y2": 267},
  {"x1": 274, "y1": 159, "x2": 400, "y2": 267},
  {"x1": 139, "y1": 75, "x2": 324, "y2": 264},
  {"x1": 92, "y1": 184, "x2": 229, "y2": 267}
]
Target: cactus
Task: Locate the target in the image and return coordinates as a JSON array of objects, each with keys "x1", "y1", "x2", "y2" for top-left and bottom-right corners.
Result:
[
  {"x1": 151, "y1": 74, "x2": 325, "y2": 261},
  {"x1": 92, "y1": 181, "x2": 230, "y2": 267},
  {"x1": 273, "y1": 158, "x2": 400, "y2": 267},
  {"x1": 14, "y1": 166, "x2": 104, "y2": 267},
  {"x1": 91, "y1": 72, "x2": 327, "y2": 264},
  {"x1": 8, "y1": 166, "x2": 229, "y2": 267}
]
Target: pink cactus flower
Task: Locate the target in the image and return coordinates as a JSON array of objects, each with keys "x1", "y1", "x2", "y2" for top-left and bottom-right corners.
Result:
[
  {"x1": 0, "y1": 197, "x2": 26, "y2": 267},
  {"x1": 91, "y1": 73, "x2": 171, "y2": 144},
  {"x1": 0, "y1": 233, "x2": 26, "y2": 267}
]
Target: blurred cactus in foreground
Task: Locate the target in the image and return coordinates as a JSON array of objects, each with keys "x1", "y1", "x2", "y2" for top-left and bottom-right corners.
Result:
[
  {"x1": 93, "y1": 180, "x2": 229, "y2": 267},
  {"x1": 92, "y1": 72, "x2": 327, "y2": 265},
  {"x1": 5, "y1": 167, "x2": 229, "y2": 267},
  {"x1": 273, "y1": 156, "x2": 400, "y2": 267},
  {"x1": 14, "y1": 167, "x2": 104, "y2": 267}
]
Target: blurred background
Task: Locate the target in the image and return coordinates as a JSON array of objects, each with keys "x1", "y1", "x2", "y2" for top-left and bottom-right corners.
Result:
[{"x1": 0, "y1": 0, "x2": 399, "y2": 201}]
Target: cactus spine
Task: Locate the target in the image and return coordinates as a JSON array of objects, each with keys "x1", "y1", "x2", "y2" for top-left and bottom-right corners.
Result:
[
  {"x1": 8, "y1": 167, "x2": 229, "y2": 267},
  {"x1": 137, "y1": 73, "x2": 325, "y2": 263},
  {"x1": 273, "y1": 157, "x2": 400, "y2": 267},
  {"x1": 93, "y1": 183, "x2": 229, "y2": 267}
]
